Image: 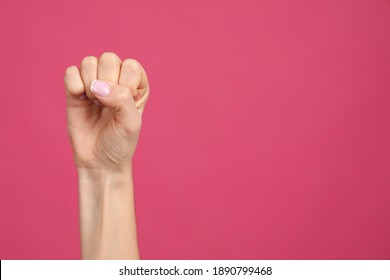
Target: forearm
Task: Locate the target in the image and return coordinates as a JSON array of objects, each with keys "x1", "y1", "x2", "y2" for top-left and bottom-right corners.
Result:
[{"x1": 78, "y1": 166, "x2": 139, "y2": 259}]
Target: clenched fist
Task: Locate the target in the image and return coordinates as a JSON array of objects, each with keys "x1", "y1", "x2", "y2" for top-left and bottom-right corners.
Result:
[{"x1": 64, "y1": 52, "x2": 150, "y2": 171}]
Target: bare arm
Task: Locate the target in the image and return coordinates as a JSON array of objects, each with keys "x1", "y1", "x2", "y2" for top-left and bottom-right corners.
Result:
[
  {"x1": 78, "y1": 168, "x2": 139, "y2": 259},
  {"x1": 64, "y1": 52, "x2": 149, "y2": 259}
]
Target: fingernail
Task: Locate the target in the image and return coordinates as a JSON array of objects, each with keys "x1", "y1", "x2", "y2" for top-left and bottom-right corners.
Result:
[
  {"x1": 78, "y1": 94, "x2": 87, "y2": 100},
  {"x1": 91, "y1": 79, "x2": 110, "y2": 97}
]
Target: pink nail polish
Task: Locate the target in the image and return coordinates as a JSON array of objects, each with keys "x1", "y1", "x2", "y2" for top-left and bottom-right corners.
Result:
[{"x1": 91, "y1": 79, "x2": 110, "y2": 97}]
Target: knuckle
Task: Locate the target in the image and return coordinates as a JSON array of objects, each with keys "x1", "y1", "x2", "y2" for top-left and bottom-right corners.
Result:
[
  {"x1": 64, "y1": 66, "x2": 84, "y2": 94},
  {"x1": 122, "y1": 58, "x2": 141, "y2": 71},
  {"x1": 127, "y1": 117, "x2": 142, "y2": 135},
  {"x1": 81, "y1": 56, "x2": 98, "y2": 66},
  {"x1": 115, "y1": 89, "x2": 131, "y2": 103},
  {"x1": 64, "y1": 65, "x2": 78, "y2": 76},
  {"x1": 99, "y1": 52, "x2": 121, "y2": 64}
]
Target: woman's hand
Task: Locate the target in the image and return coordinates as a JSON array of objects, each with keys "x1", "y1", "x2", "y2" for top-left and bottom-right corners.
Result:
[
  {"x1": 64, "y1": 52, "x2": 149, "y2": 259},
  {"x1": 64, "y1": 52, "x2": 149, "y2": 172}
]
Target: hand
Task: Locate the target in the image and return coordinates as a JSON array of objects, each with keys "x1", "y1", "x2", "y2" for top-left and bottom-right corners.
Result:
[{"x1": 64, "y1": 52, "x2": 150, "y2": 171}]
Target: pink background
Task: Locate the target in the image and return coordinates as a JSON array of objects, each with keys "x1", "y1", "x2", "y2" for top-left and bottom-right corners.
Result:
[{"x1": 0, "y1": 0, "x2": 389, "y2": 259}]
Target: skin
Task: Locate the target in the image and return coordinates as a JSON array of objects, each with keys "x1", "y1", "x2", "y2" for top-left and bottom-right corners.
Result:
[{"x1": 64, "y1": 52, "x2": 149, "y2": 259}]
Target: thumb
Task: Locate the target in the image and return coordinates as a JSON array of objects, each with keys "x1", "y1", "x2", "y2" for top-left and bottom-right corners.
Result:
[{"x1": 90, "y1": 79, "x2": 139, "y2": 124}]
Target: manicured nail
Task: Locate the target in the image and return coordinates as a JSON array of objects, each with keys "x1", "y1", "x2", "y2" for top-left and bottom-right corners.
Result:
[
  {"x1": 90, "y1": 79, "x2": 110, "y2": 97},
  {"x1": 78, "y1": 94, "x2": 87, "y2": 100}
]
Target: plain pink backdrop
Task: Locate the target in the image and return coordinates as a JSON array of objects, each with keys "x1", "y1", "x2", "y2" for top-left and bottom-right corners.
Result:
[{"x1": 0, "y1": 0, "x2": 389, "y2": 259}]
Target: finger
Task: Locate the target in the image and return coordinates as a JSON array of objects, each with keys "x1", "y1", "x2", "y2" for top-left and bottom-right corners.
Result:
[
  {"x1": 119, "y1": 59, "x2": 150, "y2": 112},
  {"x1": 119, "y1": 59, "x2": 142, "y2": 91},
  {"x1": 135, "y1": 63, "x2": 150, "y2": 112},
  {"x1": 64, "y1": 66, "x2": 86, "y2": 104},
  {"x1": 138, "y1": 63, "x2": 149, "y2": 91},
  {"x1": 90, "y1": 79, "x2": 140, "y2": 133},
  {"x1": 80, "y1": 56, "x2": 98, "y2": 101},
  {"x1": 97, "y1": 52, "x2": 122, "y2": 84}
]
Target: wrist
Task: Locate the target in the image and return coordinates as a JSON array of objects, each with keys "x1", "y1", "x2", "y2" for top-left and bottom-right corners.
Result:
[
  {"x1": 77, "y1": 165, "x2": 134, "y2": 196},
  {"x1": 77, "y1": 164, "x2": 132, "y2": 180}
]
